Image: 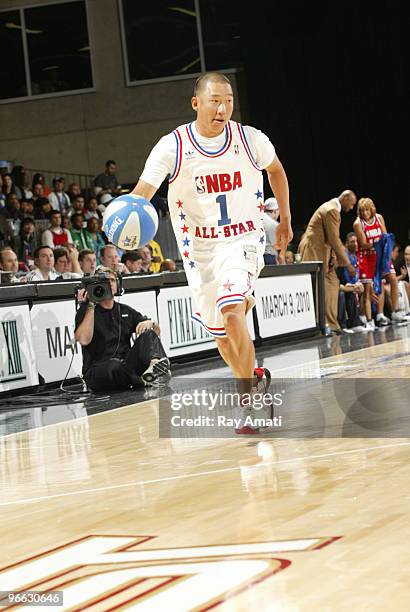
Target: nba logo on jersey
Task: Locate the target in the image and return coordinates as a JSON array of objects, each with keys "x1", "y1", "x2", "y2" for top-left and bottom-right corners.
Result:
[
  {"x1": 234, "y1": 144, "x2": 240, "y2": 155},
  {"x1": 195, "y1": 176, "x2": 206, "y2": 194}
]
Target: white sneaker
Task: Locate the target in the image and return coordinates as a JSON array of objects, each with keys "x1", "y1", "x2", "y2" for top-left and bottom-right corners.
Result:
[
  {"x1": 391, "y1": 311, "x2": 408, "y2": 324},
  {"x1": 365, "y1": 321, "x2": 376, "y2": 331},
  {"x1": 351, "y1": 325, "x2": 370, "y2": 333},
  {"x1": 342, "y1": 328, "x2": 355, "y2": 334},
  {"x1": 376, "y1": 315, "x2": 390, "y2": 327}
]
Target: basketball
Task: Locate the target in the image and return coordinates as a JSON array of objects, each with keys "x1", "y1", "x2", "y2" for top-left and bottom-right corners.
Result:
[{"x1": 102, "y1": 194, "x2": 158, "y2": 250}]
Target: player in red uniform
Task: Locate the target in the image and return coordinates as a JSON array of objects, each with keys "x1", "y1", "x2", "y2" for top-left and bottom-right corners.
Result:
[{"x1": 353, "y1": 197, "x2": 403, "y2": 326}]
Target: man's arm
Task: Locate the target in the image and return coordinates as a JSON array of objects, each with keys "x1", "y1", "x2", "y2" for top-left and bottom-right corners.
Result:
[
  {"x1": 41, "y1": 229, "x2": 54, "y2": 249},
  {"x1": 265, "y1": 156, "x2": 293, "y2": 254},
  {"x1": 325, "y1": 208, "x2": 350, "y2": 266},
  {"x1": 130, "y1": 180, "x2": 158, "y2": 201},
  {"x1": 353, "y1": 218, "x2": 373, "y2": 249},
  {"x1": 74, "y1": 297, "x2": 95, "y2": 345}
]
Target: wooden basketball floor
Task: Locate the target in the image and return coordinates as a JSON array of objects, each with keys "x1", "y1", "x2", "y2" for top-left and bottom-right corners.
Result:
[{"x1": 1, "y1": 329, "x2": 410, "y2": 610}]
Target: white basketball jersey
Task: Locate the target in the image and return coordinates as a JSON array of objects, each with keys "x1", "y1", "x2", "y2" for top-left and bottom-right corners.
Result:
[{"x1": 168, "y1": 121, "x2": 266, "y2": 262}]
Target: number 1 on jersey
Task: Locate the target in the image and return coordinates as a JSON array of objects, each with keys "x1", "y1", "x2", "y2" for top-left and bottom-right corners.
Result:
[{"x1": 216, "y1": 194, "x2": 231, "y2": 226}]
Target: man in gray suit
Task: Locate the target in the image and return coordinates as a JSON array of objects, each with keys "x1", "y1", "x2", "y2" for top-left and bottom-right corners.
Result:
[{"x1": 299, "y1": 190, "x2": 357, "y2": 335}]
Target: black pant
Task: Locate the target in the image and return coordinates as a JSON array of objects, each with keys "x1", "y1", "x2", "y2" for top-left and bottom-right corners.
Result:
[
  {"x1": 338, "y1": 290, "x2": 362, "y2": 329},
  {"x1": 84, "y1": 330, "x2": 167, "y2": 392}
]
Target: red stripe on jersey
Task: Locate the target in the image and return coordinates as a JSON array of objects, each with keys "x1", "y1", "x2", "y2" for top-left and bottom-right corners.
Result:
[
  {"x1": 237, "y1": 123, "x2": 261, "y2": 171},
  {"x1": 186, "y1": 122, "x2": 232, "y2": 157},
  {"x1": 169, "y1": 129, "x2": 182, "y2": 184}
]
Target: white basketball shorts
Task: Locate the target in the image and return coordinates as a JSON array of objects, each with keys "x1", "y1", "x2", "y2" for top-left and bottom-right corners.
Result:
[{"x1": 186, "y1": 240, "x2": 264, "y2": 338}]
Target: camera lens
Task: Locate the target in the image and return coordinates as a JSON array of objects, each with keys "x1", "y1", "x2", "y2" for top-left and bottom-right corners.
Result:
[{"x1": 94, "y1": 285, "x2": 105, "y2": 298}]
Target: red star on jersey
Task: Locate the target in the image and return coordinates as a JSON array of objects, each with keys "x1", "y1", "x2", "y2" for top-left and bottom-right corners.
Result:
[
  {"x1": 181, "y1": 224, "x2": 189, "y2": 233},
  {"x1": 183, "y1": 250, "x2": 189, "y2": 258},
  {"x1": 176, "y1": 199, "x2": 183, "y2": 208},
  {"x1": 257, "y1": 202, "x2": 264, "y2": 212},
  {"x1": 222, "y1": 280, "x2": 234, "y2": 292}
]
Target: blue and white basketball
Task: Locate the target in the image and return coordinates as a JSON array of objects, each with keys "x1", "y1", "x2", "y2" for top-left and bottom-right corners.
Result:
[{"x1": 102, "y1": 194, "x2": 158, "y2": 250}]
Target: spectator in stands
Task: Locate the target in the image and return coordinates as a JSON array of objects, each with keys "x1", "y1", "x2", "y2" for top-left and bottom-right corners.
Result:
[
  {"x1": 12, "y1": 217, "x2": 38, "y2": 266},
  {"x1": 121, "y1": 250, "x2": 143, "y2": 274},
  {"x1": 337, "y1": 233, "x2": 367, "y2": 332},
  {"x1": 93, "y1": 160, "x2": 122, "y2": 197},
  {"x1": 41, "y1": 211, "x2": 73, "y2": 248},
  {"x1": 33, "y1": 197, "x2": 53, "y2": 220},
  {"x1": 31, "y1": 173, "x2": 51, "y2": 196},
  {"x1": 25, "y1": 246, "x2": 59, "y2": 281},
  {"x1": 67, "y1": 195, "x2": 86, "y2": 218},
  {"x1": 100, "y1": 243, "x2": 126, "y2": 274},
  {"x1": 48, "y1": 177, "x2": 71, "y2": 214},
  {"x1": 2, "y1": 173, "x2": 23, "y2": 201},
  {"x1": 32, "y1": 183, "x2": 45, "y2": 207},
  {"x1": 54, "y1": 246, "x2": 83, "y2": 279},
  {"x1": 0, "y1": 247, "x2": 21, "y2": 282},
  {"x1": 19, "y1": 199, "x2": 34, "y2": 218},
  {"x1": 0, "y1": 174, "x2": 5, "y2": 207},
  {"x1": 299, "y1": 190, "x2": 357, "y2": 336},
  {"x1": 86, "y1": 217, "x2": 106, "y2": 264},
  {"x1": 148, "y1": 239, "x2": 163, "y2": 273},
  {"x1": 139, "y1": 245, "x2": 153, "y2": 274},
  {"x1": 84, "y1": 197, "x2": 102, "y2": 221},
  {"x1": 263, "y1": 197, "x2": 279, "y2": 264},
  {"x1": 78, "y1": 249, "x2": 97, "y2": 276},
  {"x1": 67, "y1": 183, "x2": 82, "y2": 202},
  {"x1": 75, "y1": 267, "x2": 170, "y2": 392},
  {"x1": 70, "y1": 213, "x2": 94, "y2": 251},
  {"x1": 284, "y1": 250, "x2": 295, "y2": 264},
  {"x1": 11, "y1": 165, "x2": 32, "y2": 200},
  {"x1": 160, "y1": 258, "x2": 177, "y2": 272},
  {"x1": 1, "y1": 193, "x2": 22, "y2": 237},
  {"x1": 62, "y1": 214, "x2": 72, "y2": 230}
]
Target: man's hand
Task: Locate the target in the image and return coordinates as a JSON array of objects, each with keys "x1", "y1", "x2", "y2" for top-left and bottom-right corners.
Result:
[
  {"x1": 136, "y1": 320, "x2": 154, "y2": 335},
  {"x1": 353, "y1": 282, "x2": 364, "y2": 294},
  {"x1": 274, "y1": 219, "x2": 293, "y2": 255},
  {"x1": 347, "y1": 263, "x2": 356, "y2": 278},
  {"x1": 77, "y1": 288, "x2": 88, "y2": 303}
]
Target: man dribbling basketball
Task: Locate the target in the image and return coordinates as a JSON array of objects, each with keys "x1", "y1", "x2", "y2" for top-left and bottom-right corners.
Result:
[{"x1": 130, "y1": 72, "x2": 293, "y2": 433}]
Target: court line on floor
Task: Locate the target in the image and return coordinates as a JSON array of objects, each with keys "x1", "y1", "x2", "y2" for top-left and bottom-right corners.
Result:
[{"x1": 1, "y1": 440, "x2": 410, "y2": 508}]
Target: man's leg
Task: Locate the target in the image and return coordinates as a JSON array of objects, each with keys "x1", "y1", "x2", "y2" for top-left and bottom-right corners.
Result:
[
  {"x1": 215, "y1": 301, "x2": 255, "y2": 394},
  {"x1": 85, "y1": 359, "x2": 132, "y2": 392},
  {"x1": 125, "y1": 329, "x2": 169, "y2": 384},
  {"x1": 324, "y1": 269, "x2": 341, "y2": 331}
]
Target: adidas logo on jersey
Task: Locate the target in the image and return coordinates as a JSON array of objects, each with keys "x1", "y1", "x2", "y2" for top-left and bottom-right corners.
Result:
[{"x1": 195, "y1": 171, "x2": 242, "y2": 194}]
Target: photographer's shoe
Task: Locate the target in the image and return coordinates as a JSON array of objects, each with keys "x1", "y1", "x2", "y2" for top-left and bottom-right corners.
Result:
[{"x1": 142, "y1": 357, "x2": 171, "y2": 385}]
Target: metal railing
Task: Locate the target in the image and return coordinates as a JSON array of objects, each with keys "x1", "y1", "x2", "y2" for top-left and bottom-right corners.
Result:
[{"x1": 25, "y1": 168, "x2": 95, "y2": 191}]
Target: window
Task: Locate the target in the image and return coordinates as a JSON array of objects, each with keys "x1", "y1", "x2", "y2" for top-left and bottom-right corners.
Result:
[
  {"x1": 0, "y1": 10, "x2": 27, "y2": 99},
  {"x1": 0, "y1": 1, "x2": 93, "y2": 102},
  {"x1": 119, "y1": 0, "x2": 242, "y2": 85}
]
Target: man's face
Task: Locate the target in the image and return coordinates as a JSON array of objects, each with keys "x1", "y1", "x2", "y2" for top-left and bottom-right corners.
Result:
[
  {"x1": 35, "y1": 248, "x2": 54, "y2": 272},
  {"x1": 54, "y1": 255, "x2": 70, "y2": 274},
  {"x1": 69, "y1": 183, "x2": 81, "y2": 196},
  {"x1": 1, "y1": 250, "x2": 18, "y2": 273},
  {"x1": 23, "y1": 222, "x2": 35, "y2": 236},
  {"x1": 73, "y1": 198, "x2": 85, "y2": 210},
  {"x1": 125, "y1": 258, "x2": 143, "y2": 273},
  {"x1": 404, "y1": 246, "x2": 410, "y2": 266},
  {"x1": 72, "y1": 215, "x2": 84, "y2": 230},
  {"x1": 88, "y1": 198, "x2": 98, "y2": 211},
  {"x1": 284, "y1": 251, "x2": 294, "y2": 264},
  {"x1": 55, "y1": 179, "x2": 64, "y2": 192},
  {"x1": 101, "y1": 247, "x2": 119, "y2": 268},
  {"x1": 106, "y1": 163, "x2": 116, "y2": 176},
  {"x1": 50, "y1": 213, "x2": 62, "y2": 228},
  {"x1": 192, "y1": 81, "x2": 234, "y2": 137},
  {"x1": 266, "y1": 208, "x2": 279, "y2": 221},
  {"x1": 80, "y1": 253, "x2": 96, "y2": 275},
  {"x1": 108, "y1": 273, "x2": 118, "y2": 296},
  {"x1": 7, "y1": 194, "x2": 19, "y2": 210},
  {"x1": 4, "y1": 175, "x2": 12, "y2": 189},
  {"x1": 33, "y1": 184, "x2": 44, "y2": 197},
  {"x1": 346, "y1": 235, "x2": 358, "y2": 253}
]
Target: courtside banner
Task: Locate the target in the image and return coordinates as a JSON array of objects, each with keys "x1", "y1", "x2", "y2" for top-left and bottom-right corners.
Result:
[
  {"x1": 30, "y1": 300, "x2": 82, "y2": 384},
  {"x1": 0, "y1": 303, "x2": 39, "y2": 392},
  {"x1": 254, "y1": 274, "x2": 316, "y2": 338},
  {"x1": 157, "y1": 286, "x2": 255, "y2": 357},
  {"x1": 118, "y1": 290, "x2": 158, "y2": 323}
]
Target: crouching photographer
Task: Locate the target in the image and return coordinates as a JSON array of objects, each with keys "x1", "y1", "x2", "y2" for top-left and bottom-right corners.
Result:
[{"x1": 74, "y1": 266, "x2": 170, "y2": 392}]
